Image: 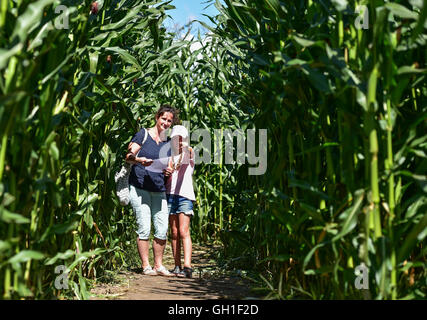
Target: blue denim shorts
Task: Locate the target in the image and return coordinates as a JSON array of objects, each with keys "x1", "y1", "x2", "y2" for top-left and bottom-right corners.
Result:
[{"x1": 167, "y1": 195, "x2": 194, "y2": 216}]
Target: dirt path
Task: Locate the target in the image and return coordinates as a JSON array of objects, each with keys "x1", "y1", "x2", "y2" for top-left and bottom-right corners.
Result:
[{"x1": 90, "y1": 244, "x2": 254, "y2": 300}]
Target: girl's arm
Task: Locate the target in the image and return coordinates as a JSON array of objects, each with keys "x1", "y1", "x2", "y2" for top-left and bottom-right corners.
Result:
[
  {"x1": 163, "y1": 157, "x2": 174, "y2": 177},
  {"x1": 188, "y1": 146, "x2": 195, "y2": 167}
]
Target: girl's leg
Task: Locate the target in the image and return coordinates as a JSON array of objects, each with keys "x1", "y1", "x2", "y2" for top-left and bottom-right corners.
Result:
[
  {"x1": 178, "y1": 213, "x2": 192, "y2": 268},
  {"x1": 169, "y1": 215, "x2": 181, "y2": 268}
]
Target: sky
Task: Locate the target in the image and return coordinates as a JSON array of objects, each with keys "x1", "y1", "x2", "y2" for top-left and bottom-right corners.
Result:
[{"x1": 163, "y1": 0, "x2": 222, "y2": 36}]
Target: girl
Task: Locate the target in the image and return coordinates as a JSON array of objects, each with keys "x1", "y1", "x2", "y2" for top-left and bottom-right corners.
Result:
[{"x1": 166, "y1": 125, "x2": 196, "y2": 278}]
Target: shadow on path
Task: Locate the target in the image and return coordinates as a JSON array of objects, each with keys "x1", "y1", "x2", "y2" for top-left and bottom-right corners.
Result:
[{"x1": 90, "y1": 244, "x2": 257, "y2": 300}]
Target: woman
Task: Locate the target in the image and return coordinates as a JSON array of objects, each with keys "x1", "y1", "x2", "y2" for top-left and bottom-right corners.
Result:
[
  {"x1": 165, "y1": 125, "x2": 196, "y2": 278},
  {"x1": 125, "y1": 105, "x2": 178, "y2": 276}
]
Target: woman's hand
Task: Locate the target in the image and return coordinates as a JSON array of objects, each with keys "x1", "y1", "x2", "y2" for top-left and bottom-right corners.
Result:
[
  {"x1": 137, "y1": 157, "x2": 154, "y2": 166},
  {"x1": 127, "y1": 153, "x2": 136, "y2": 162}
]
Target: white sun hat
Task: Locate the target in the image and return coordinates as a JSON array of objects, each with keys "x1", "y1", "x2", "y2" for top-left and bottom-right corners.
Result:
[{"x1": 170, "y1": 125, "x2": 189, "y2": 139}]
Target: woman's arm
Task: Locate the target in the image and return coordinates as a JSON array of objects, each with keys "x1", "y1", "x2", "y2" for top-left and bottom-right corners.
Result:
[
  {"x1": 126, "y1": 142, "x2": 153, "y2": 166},
  {"x1": 125, "y1": 142, "x2": 139, "y2": 163}
]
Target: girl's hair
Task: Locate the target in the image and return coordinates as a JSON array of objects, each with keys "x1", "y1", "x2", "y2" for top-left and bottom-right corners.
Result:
[{"x1": 155, "y1": 104, "x2": 180, "y2": 125}]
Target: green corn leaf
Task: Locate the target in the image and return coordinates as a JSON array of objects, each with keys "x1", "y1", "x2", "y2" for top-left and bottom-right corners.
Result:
[
  {"x1": 398, "y1": 213, "x2": 427, "y2": 262},
  {"x1": 0, "y1": 206, "x2": 30, "y2": 224},
  {"x1": 385, "y1": 3, "x2": 418, "y2": 20},
  {"x1": 332, "y1": 190, "x2": 364, "y2": 241},
  {"x1": 45, "y1": 250, "x2": 75, "y2": 265},
  {"x1": 0, "y1": 44, "x2": 23, "y2": 70},
  {"x1": 0, "y1": 240, "x2": 12, "y2": 253},
  {"x1": 11, "y1": 0, "x2": 55, "y2": 43},
  {"x1": 397, "y1": 66, "x2": 427, "y2": 74},
  {"x1": 8, "y1": 250, "x2": 45, "y2": 264},
  {"x1": 28, "y1": 21, "x2": 53, "y2": 52},
  {"x1": 105, "y1": 47, "x2": 140, "y2": 68},
  {"x1": 89, "y1": 51, "x2": 99, "y2": 74},
  {"x1": 292, "y1": 35, "x2": 317, "y2": 47}
]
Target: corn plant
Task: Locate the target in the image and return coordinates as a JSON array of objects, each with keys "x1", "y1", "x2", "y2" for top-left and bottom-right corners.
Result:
[
  {"x1": 0, "y1": 0, "x2": 190, "y2": 299},
  {"x1": 206, "y1": 0, "x2": 427, "y2": 299},
  {"x1": 1, "y1": 0, "x2": 425, "y2": 300}
]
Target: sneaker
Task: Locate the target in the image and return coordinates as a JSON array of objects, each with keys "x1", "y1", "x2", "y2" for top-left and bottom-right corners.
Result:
[
  {"x1": 142, "y1": 266, "x2": 157, "y2": 276},
  {"x1": 155, "y1": 265, "x2": 174, "y2": 277},
  {"x1": 182, "y1": 267, "x2": 193, "y2": 278}
]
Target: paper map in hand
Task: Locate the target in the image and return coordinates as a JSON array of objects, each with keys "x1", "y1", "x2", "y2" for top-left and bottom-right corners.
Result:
[{"x1": 144, "y1": 157, "x2": 169, "y2": 173}]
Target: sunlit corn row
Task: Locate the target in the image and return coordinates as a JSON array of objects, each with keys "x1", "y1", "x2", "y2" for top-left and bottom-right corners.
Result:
[
  {"x1": 0, "y1": 0, "x2": 208, "y2": 299},
  {"x1": 0, "y1": 0, "x2": 250, "y2": 299},
  {"x1": 205, "y1": 0, "x2": 427, "y2": 299}
]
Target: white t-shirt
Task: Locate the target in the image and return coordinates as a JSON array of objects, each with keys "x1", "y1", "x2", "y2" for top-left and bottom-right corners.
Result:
[{"x1": 165, "y1": 149, "x2": 196, "y2": 201}]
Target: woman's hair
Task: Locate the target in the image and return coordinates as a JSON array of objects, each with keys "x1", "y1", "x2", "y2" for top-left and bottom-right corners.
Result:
[{"x1": 155, "y1": 104, "x2": 180, "y2": 125}]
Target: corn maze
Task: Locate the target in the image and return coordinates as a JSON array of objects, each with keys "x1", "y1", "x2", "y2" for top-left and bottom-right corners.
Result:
[{"x1": 0, "y1": 0, "x2": 426, "y2": 299}]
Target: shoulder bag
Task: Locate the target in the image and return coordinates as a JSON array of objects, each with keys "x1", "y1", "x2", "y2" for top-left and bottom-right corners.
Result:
[{"x1": 115, "y1": 128, "x2": 148, "y2": 206}]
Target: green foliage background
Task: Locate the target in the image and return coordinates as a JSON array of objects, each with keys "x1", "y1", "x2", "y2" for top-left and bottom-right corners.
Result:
[{"x1": 0, "y1": 0, "x2": 426, "y2": 299}]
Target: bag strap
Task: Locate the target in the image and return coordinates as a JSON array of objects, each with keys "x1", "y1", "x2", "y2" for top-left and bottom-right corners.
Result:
[{"x1": 141, "y1": 128, "x2": 148, "y2": 145}]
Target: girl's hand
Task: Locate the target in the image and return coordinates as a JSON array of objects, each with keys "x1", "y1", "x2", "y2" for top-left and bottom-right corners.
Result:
[
  {"x1": 163, "y1": 167, "x2": 174, "y2": 177},
  {"x1": 188, "y1": 146, "x2": 195, "y2": 161}
]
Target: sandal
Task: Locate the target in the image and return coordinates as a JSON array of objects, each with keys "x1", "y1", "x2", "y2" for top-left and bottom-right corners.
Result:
[
  {"x1": 155, "y1": 265, "x2": 174, "y2": 277},
  {"x1": 142, "y1": 266, "x2": 157, "y2": 276},
  {"x1": 170, "y1": 266, "x2": 184, "y2": 277},
  {"x1": 181, "y1": 267, "x2": 193, "y2": 279}
]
